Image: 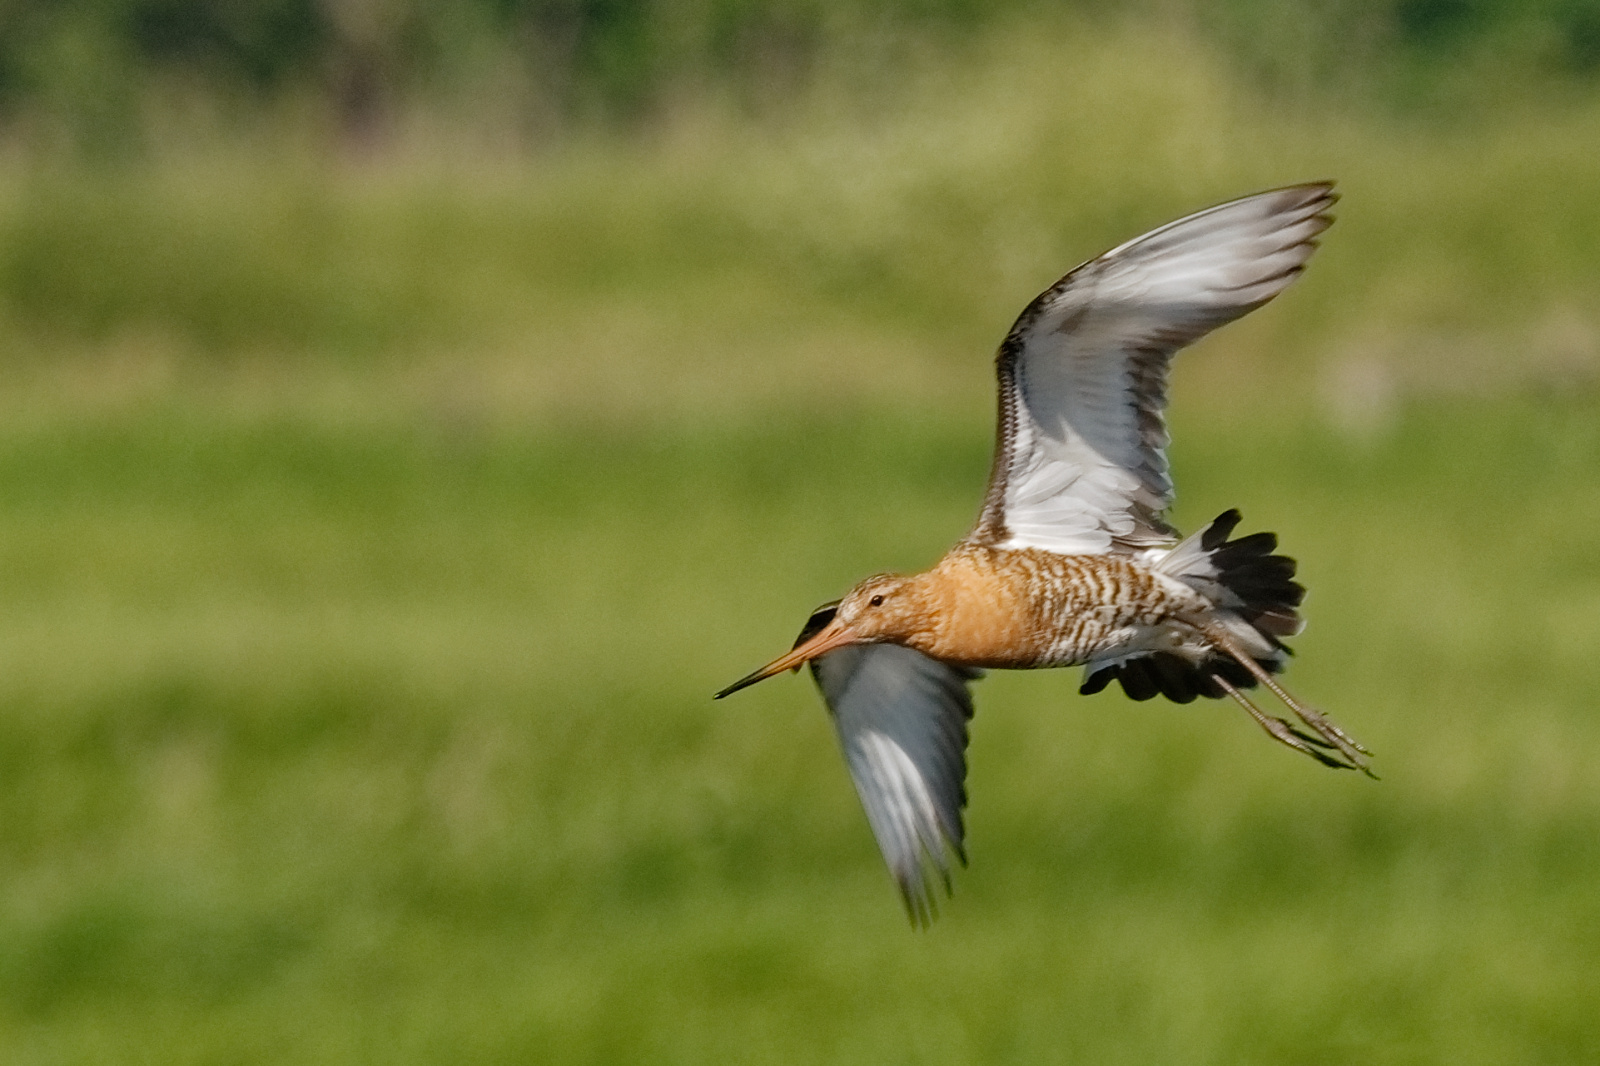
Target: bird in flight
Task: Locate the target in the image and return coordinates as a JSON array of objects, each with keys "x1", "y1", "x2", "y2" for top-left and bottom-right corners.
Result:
[{"x1": 716, "y1": 183, "x2": 1369, "y2": 924}]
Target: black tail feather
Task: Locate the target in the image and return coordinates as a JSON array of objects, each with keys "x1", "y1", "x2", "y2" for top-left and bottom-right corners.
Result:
[
  {"x1": 1079, "y1": 650, "x2": 1262, "y2": 703},
  {"x1": 1082, "y1": 511, "x2": 1305, "y2": 705}
]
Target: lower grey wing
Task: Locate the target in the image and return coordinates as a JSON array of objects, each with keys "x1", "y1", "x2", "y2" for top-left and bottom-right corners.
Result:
[{"x1": 809, "y1": 643, "x2": 981, "y2": 925}]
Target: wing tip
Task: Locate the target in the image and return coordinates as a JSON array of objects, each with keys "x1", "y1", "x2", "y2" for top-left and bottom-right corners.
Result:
[
  {"x1": 896, "y1": 850, "x2": 959, "y2": 929},
  {"x1": 1270, "y1": 178, "x2": 1338, "y2": 205},
  {"x1": 1280, "y1": 179, "x2": 1339, "y2": 229}
]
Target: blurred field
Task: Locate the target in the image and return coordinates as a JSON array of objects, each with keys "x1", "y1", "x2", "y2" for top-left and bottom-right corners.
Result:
[
  {"x1": 7, "y1": 22, "x2": 1600, "y2": 421},
  {"x1": 3, "y1": 400, "x2": 1600, "y2": 1063},
  {"x1": 1, "y1": 11, "x2": 1600, "y2": 1065}
]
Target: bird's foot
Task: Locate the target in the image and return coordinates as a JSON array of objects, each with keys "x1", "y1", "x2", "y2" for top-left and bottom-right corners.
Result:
[
  {"x1": 1197, "y1": 623, "x2": 1374, "y2": 775},
  {"x1": 1211, "y1": 674, "x2": 1364, "y2": 772},
  {"x1": 1286, "y1": 701, "x2": 1376, "y2": 778}
]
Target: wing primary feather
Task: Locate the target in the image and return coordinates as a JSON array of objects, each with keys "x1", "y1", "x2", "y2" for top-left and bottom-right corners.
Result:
[
  {"x1": 809, "y1": 644, "x2": 981, "y2": 924},
  {"x1": 969, "y1": 183, "x2": 1335, "y2": 556}
]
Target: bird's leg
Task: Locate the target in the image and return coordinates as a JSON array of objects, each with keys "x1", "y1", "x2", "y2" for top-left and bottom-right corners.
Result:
[
  {"x1": 1210, "y1": 674, "x2": 1357, "y2": 771},
  {"x1": 1201, "y1": 624, "x2": 1374, "y2": 776}
]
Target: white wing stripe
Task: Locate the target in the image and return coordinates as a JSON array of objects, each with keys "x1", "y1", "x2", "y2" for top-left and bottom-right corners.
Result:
[{"x1": 851, "y1": 730, "x2": 945, "y2": 873}]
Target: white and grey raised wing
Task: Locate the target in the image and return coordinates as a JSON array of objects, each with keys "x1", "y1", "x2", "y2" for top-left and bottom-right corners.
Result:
[
  {"x1": 970, "y1": 184, "x2": 1336, "y2": 554},
  {"x1": 809, "y1": 642, "x2": 980, "y2": 925}
]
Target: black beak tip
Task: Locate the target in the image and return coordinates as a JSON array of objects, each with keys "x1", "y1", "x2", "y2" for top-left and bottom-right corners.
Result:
[{"x1": 714, "y1": 672, "x2": 761, "y2": 700}]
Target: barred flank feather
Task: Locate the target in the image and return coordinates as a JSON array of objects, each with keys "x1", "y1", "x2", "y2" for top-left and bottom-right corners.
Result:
[{"x1": 1081, "y1": 510, "x2": 1305, "y2": 704}]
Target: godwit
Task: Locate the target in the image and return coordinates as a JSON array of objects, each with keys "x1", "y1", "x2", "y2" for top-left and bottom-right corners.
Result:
[{"x1": 717, "y1": 183, "x2": 1369, "y2": 923}]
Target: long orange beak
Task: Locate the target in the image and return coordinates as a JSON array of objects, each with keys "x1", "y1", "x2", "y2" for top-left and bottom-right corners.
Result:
[{"x1": 714, "y1": 617, "x2": 859, "y2": 699}]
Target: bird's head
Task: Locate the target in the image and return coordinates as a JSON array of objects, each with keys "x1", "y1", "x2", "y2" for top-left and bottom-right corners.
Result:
[
  {"x1": 714, "y1": 572, "x2": 928, "y2": 698},
  {"x1": 833, "y1": 572, "x2": 926, "y2": 641}
]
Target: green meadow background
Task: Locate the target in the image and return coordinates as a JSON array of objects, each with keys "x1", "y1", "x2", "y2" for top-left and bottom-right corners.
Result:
[{"x1": 2, "y1": 2, "x2": 1600, "y2": 1062}]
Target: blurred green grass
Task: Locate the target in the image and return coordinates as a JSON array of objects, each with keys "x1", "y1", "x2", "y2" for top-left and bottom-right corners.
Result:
[
  {"x1": 0, "y1": 12, "x2": 1599, "y2": 1064},
  {"x1": 1, "y1": 399, "x2": 1599, "y2": 1063},
  {"x1": 5, "y1": 22, "x2": 1600, "y2": 422}
]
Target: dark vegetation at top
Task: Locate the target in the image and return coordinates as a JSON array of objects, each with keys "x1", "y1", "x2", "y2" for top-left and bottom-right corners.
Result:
[{"x1": 6, "y1": 0, "x2": 1600, "y2": 153}]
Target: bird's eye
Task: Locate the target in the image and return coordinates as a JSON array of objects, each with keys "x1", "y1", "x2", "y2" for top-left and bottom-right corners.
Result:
[{"x1": 869, "y1": 594, "x2": 885, "y2": 607}]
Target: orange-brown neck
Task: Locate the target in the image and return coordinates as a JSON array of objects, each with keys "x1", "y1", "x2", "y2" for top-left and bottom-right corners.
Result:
[
  {"x1": 843, "y1": 547, "x2": 1047, "y2": 667},
  {"x1": 897, "y1": 549, "x2": 1038, "y2": 666}
]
